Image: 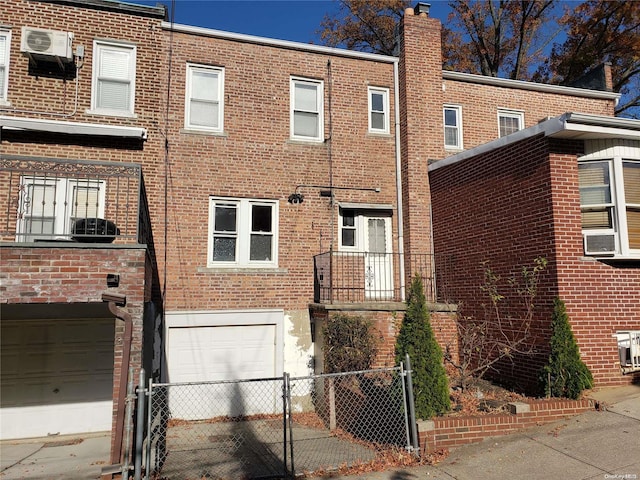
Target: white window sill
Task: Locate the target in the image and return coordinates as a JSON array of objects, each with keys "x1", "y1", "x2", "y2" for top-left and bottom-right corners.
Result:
[
  {"x1": 180, "y1": 128, "x2": 228, "y2": 137},
  {"x1": 581, "y1": 255, "x2": 640, "y2": 263},
  {"x1": 199, "y1": 266, "x2": 287, "y2": 274},
  {"x1": 367, "y1": 130, "x2": 392, "y2": 137},
  {"x1": 86, "y1": 108, "x2": 137, "y2": 119},
  {"x1": 287, "y1": 138, "x2": 325, "y2": 145}
]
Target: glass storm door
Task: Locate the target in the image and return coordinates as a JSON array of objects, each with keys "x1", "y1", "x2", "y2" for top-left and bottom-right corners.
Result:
[{"x1": 364, "y1": 217, "x2": 393, "y2": 299}]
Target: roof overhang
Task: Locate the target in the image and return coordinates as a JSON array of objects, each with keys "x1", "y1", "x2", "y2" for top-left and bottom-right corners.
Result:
[
  {"x1": 0, "y1": 116, "x2": 148, "y2": 140},
  {"x1": 430, "y1": 112, "x2": 640, "y2": 172}
]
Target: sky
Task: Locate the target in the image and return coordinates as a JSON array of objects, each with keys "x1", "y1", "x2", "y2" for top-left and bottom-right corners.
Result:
[{"x1": 126, "y1": 0, "x2": 453, "y2": 44}]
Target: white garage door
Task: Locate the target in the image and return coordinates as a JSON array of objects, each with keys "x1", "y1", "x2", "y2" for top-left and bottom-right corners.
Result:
[
  {"x1": 0, "y1": 318, "x2": 114, "y2": 440},
  {"x1": 165, "y1": 310, "x2": 283, "y2": 419}
]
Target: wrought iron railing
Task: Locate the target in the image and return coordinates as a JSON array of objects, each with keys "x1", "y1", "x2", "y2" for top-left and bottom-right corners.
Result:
[
  {"x1": 313, "y1": 251, "x2": 437, "y2": 304},
  {"x1": 1, "y1": 156, "x2": 142, "y2": 243}
]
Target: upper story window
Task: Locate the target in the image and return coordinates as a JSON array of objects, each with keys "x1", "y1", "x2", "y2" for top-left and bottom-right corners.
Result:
[
  {"x1": 185, "y1": 63, "x2": 224, "y2": 132},
  {"x1": 498, "y1": 109, "x2": 524, "y2": 137},
  {"x1": 368, "y1": 87, "x2": 389, "y2": 134},
  {"x1": 444, "y1": 105, "x2": 463, "y2": 149},
  {"x1": 579, "y1": 150, "x2": 640, "y2": 258},
  {"x1": 290, "y1": 77, "x2": 324, "y2": 142},
  {"x1": 17, "y1": 177, "x2": 106, "y2": 242},
  {"x1": 90, "y1": 40, "x2": 136, "y2": 116},
  {"x1": 208, "y1": 197, "x2": 278, "y2": 268},
  {"x1": 0, "y1": 29, "x2": 10, "y2": 103}
]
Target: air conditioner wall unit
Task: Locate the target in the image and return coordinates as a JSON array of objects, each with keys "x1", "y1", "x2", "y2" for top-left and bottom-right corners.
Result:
[
  {"x1": 583, "y1": 232, "x2": 616, "y2": 256},
  {"x1": 21, "y1": 26, "x2": 74, "y2": 63}
]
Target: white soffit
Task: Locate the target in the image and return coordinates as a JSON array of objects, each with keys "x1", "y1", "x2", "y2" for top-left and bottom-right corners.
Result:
[{"x1": 0, "y1": 116, "x2": 147, "y2": 139}]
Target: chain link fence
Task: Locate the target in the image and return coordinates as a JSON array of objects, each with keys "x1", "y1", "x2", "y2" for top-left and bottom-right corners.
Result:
[{"x1": 144, "y1": 366, "x2": 415, "y2": 479}]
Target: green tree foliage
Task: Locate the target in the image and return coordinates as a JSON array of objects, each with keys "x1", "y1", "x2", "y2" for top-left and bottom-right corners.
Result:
[
  {"x1": 395, "y1": 275, "x2": 450, "y2": 419},
  {"x1": 540, "y1": 298, "x2": 594, "y2": 399},
  {"x1": 323, "y1": 313, "x2": 380, "y2": 373}
]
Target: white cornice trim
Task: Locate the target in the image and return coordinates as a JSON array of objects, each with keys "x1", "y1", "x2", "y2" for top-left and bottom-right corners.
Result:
[
  {"x1": 443, "y1": 70, "x2": 620, "y2": 102},
  {"x1": 161, "y1": 22, "x2": 398, "y2": 64}
]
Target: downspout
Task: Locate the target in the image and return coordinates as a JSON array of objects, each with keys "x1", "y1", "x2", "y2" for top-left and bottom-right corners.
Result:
[
  {"x1": 393, "y1": 60, "x2": 406, "y2": 301},
  {"x1": 102, "y1": 293, "x2": 132, "y2": 468}
]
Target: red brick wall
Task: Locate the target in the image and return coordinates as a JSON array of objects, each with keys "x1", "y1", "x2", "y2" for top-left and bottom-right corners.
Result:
[
  {"x1": 547, "y1": 143, "x2": 640, "y2": 385},
  {"x1": 158, "y1": 29, "x2": 399, "y2": 312},
  {"x1": 419, "y1": 398, "x2": 595, "y2": 453},
  {"x1": 430, "y1": 135, "x2": 640, "y2": 390},
  {"x1": 442, "y1": 80, "x2": 615, "y2": 150}
]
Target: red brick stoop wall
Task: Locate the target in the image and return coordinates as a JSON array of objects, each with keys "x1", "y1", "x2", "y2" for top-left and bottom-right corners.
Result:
[{"x1": 418, "y1": 398, "x2": 595, "y2": 454}]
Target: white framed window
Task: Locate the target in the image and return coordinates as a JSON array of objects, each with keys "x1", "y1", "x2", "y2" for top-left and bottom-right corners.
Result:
[
  {"x1": 579, "y1": 148, "x2": 640, "y2": 258},
  {"x1": 17, "y1": 177, "x2": 106, "y2": 241},
  {"x1": 0, "y1": 29, "x2": 10, "y2": 103},
  {"x1": 498, "y1": 109, "x2": 524, "y2": 137},
  {"x1": 185, "y1": 63, "x2": 224, "y2": 132},
  {"x1": 444, "y1": 105, "x2": 463, "y2": 149},
  {"x1": 208, "y1": 197, "x2": 278, "y2": 268},
  {"x1": 368, "y1": 87, "x2": 389, "y2": 134},
  {"x1": 290, "y1": 77, "x2": 324, "y2": 142},
  {"x1": 90, "y1": 40, "x2": 136, "y2": 116},
  {"x1": 338, "y1": 208, "x2": 392, "y2": 253}
]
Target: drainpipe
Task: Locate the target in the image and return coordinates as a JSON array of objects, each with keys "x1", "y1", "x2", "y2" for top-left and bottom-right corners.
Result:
[
  {"x1": 393, "y1": 60, "x2": 406, "y2": 301},
  {"x1": 102, "y1": 293, "x2": 133, "y2": 469}
]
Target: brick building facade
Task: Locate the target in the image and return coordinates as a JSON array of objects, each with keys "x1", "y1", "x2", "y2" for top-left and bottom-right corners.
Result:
[{"x1": 1, "y1": 0, "x2": 635, "y2": 472}]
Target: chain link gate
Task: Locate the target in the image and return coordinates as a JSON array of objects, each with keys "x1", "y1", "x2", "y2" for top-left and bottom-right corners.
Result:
[{"x1": 141, "y1": 363, "x2": 417, "y2": 479}]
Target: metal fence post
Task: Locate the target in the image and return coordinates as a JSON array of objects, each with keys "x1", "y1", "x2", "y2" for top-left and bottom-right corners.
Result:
[
  {"x1": 144, "y1": 378, "x2": 153, "y2": 480},
  {"x1": 134, "y1": 368, "x2": 145, "y2": 480},
  {"x1": 404, "y1": 354, "x2": 420, "y2": 453}
]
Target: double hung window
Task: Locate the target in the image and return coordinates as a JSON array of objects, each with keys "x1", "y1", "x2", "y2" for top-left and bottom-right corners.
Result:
[
  {"x1": 368, "y1": 87, "x2": 389, "y2": 134},
  {"x1": 290, "y1": 77, "x2": 323, "y2": 141},
  {"x1": 209, "y1": 197, "x2": 278, "y2": 267},
  {"x1": 579, "y1": 148, "x2": 640, "y2": 257},
  {"x1": 498, "y1": 109, "x2": 524, "y2": 137},
  {"x1": 0, "y1": 29, "x2": 10, "y2": 103},
  {"x1": 444, "y1": 105, "x2": 462, "y2": 149},
  {"x1": 91, "y1": 40, "x2": 136, "y2": 116},
  {"x1": 185, "y1": 63, "x2": 224, "y2": 132}
]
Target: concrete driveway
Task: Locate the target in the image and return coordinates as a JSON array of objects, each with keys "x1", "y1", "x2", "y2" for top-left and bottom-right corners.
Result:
[{"x1": 0, "y1": 432, "x2": 110, "y2": 480}]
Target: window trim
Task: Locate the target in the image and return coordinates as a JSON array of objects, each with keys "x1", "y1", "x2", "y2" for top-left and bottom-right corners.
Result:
[
  {"x1": 89, "y1": 39, "x2": 137, "y2": 117},
  {"x1": 0, "y1": 29, "x2": 10, "y2": 104},
  {"x1": 184, "y1": 63, "x2": 224, "y2": 133},
  {"x1": 207, "y1": 196, "x2": 279, "y2": 268},
  {"x1": 290, "y1": 76, "x2": 324, "y2": 142},
  {"x1": 443, "y1": 104, "x2": 463, "y2": 149},
  {"x1": 579, "y1": 151, "x2": 640, "y2": 259},
  {"x1": 368, "y1": 86, "x2": 390, "y2": 134},
  {"x1": 497, "y1": 108, "x2": 524, "y2": 138}
]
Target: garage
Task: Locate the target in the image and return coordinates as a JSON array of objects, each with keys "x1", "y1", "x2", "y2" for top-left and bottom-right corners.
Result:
[
  {"x1": 0, "y1": 318, "x2": 115, "y2": 440},
  {"x1": 165, "y1": 309, "x2": 284, "y2": 419}
]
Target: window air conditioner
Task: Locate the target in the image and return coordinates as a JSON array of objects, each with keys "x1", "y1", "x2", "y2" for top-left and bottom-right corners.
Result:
[
  {"x1": 20, "y1": 27, "x2": 74, "y2": 63},
  {"x1": 583, "y1": 232, "x2": 616, "y2": 256}
]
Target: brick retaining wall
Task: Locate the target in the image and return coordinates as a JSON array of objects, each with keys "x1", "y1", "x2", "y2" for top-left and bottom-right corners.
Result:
[{"x1": 418, "y1": 398, "x2": 595, "y2": 453}]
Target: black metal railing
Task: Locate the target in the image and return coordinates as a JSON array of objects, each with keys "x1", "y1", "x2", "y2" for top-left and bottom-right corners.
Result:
[
  {"x1": 1, "y1": 156, "x2": 142, "y2": 243},
  {"x1": 313, "y1": 251, "x2": 437, "y2": 304}
]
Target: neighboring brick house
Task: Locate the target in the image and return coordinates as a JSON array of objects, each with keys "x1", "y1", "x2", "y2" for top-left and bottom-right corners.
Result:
[
  {"x1": 429, "y1": 113, "x2": 640, "y2": 391},
  {"x1": 0, "y1": 0, "x2": 630, "y2": 473},
  {"x1": 0, "y1": 0, "x2": 167, "y2": 470}
]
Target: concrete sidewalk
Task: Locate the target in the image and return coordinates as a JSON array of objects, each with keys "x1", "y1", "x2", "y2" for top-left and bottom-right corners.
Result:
[
  {"x1": 1, "y1": 385, "x2": 638, "y2": 480},
  {"x1": 331, "y1": 384, "x2": 640, "y2": 480}
]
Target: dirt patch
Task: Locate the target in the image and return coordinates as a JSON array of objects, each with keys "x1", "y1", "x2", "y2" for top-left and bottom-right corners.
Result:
[{"x1": 43, "y1": 438, "x2": 84, "y2": 448}]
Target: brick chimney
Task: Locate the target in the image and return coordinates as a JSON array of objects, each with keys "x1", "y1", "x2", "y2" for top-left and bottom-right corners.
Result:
[{"x1": 397, "y1": 5, "x2": 444, "y2": 274}]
